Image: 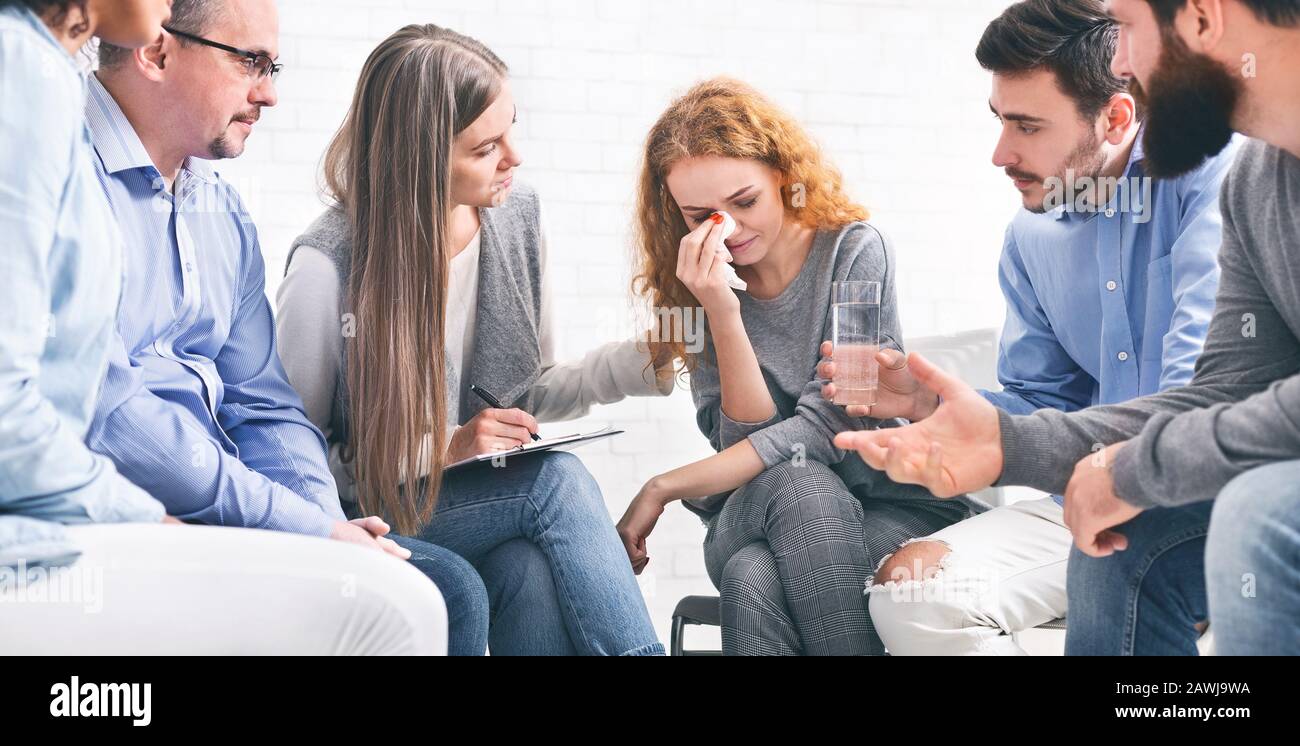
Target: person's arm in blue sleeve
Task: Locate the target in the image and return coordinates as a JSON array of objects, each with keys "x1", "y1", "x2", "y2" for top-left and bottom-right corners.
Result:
[
  {"x1": 215, "y1": 220, "x2": 345, "y2": 521},
  {"x1": 0, "y1": 37, "x2": 161, "y2": 527},
  {"x1": 87, "y1": 335, "x2": 340, "y2": 536}
]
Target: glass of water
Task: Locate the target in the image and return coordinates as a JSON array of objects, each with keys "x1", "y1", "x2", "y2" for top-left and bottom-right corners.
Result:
[{"x1": 831, "y1": 280, "x2": 881, "y2": 407}]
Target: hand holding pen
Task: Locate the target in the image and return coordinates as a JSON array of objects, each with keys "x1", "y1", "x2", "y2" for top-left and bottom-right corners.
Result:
[
  {"x1": 469, "y1": 385, "x2": 542, "y2": 441},
  {"x1": 444, "y1": 385, "x2": 541, "y2": 464}
]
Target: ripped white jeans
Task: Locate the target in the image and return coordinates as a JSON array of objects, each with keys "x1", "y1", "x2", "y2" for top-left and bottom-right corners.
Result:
[{"x1": 867, "y1": 497, "x2": 1070, "y2": 655}]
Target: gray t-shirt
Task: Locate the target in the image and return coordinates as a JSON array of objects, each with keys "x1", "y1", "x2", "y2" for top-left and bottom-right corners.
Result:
[
  {"x1": 687, "y1": 221, "x2": 981, "y2": 515},
  {"x1": 998, "y1": 139, "x2": 1300, "y2": 508}
]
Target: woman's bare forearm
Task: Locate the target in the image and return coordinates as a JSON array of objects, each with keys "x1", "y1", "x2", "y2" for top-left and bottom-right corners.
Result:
[
  {"x1": 709, "y1": 311, "x2": 777, "y2": 424},
  {"x1": 644, "y1": 439, "x2": 766, "y2": 504}
]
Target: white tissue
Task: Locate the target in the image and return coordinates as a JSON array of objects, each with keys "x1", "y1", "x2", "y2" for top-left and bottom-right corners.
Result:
[{"x1": 712, "y1": 211, "x2": 748, "y2": 292}]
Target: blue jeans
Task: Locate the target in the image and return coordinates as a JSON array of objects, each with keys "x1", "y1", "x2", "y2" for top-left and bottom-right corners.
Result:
[
  {"x1": 1065, "y1": 502, "x2": 1213, "y2": 655},
  {"x1": 1206, "y1": 460, "x2": 1300, "y2": 655},
  {"x1": 416, "y1": 451, "x2": 663, "y2": 656},
  {"x1": 388, "y1": 535, "x2": 489, "y2": 656}
]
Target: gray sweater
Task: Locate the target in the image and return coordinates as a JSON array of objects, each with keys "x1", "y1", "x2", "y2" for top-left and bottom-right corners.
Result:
[
  {"x1": 998, "y1": 139, "x2": 1300, "y2": 508},
  {"x1": 688, "y1": 221, "x2": 986, "y2": 515}
]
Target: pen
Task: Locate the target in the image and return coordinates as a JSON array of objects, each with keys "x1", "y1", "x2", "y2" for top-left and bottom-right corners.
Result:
[{"x1": 469, "y1": 384, "x2": 541, "y2": 441}]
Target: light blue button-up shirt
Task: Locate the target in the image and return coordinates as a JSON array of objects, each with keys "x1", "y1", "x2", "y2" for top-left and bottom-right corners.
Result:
[
  {"x1": 982, "y1": 133, "x2": 1242, "y2": 503},
  {"x1": 82, "y1": 75, "x2": 345, "y2": 537},
  {"x1": 0, "y1": 7, "x2": 164, "y2": 567}
]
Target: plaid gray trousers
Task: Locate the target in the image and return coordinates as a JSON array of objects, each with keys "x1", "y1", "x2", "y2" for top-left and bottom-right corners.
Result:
[{"x1": 703, "y1": 460, "x2": 967, "y2": 655}]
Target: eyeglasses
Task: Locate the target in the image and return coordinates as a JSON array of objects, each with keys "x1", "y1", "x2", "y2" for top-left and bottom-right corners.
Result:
[{"x1": 165, "y1": 26, "x2": 283, "y2": 82}]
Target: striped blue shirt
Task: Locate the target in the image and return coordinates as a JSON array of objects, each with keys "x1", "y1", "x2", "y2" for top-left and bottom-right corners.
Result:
[
  {"x1": 981, "y1": 133, "x2": 1241, "y2": 503},
  {"x1": 83, "y1": 74, "x2": 345, "y2": 537},
  {"x1": 0, "y1": 7, "x2": 163, "y2": 566}
]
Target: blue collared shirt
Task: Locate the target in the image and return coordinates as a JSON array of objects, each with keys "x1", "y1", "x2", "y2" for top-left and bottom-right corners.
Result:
[
  {"x1": 82, "y1": 74, "x2": 345, "y2": 536},
  {"x1": 982, "y1": 134, "x2": 1242, "y2": 503},
  {"x1": 0, "y1": 7, "x2": 163, "y2": 566}
]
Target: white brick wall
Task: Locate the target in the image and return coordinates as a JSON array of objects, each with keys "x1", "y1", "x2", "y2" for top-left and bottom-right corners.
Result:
[{"x1": 226, "y1": 0, "x2": 1018, "y2": 649}]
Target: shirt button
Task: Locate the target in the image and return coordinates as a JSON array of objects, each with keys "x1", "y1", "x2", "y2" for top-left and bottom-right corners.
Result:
[
  {"x1": 185, "y1": 262, "x2": 194, "y2": 272},
  {"x1": 1106, "y1": 280, "x2": 1118, "y2": 291},
  {"x1": 1117, "y1": 351, "x2": 1130, "y2": 362},
  {"x1": 1105, "y1": 208, "x2": 1117, "y2": 218}
]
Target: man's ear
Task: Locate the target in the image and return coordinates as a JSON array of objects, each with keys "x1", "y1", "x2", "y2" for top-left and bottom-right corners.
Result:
[
  {"x1": 1102, "y1": 93, "x2": 1138, "y2": 146},
  {"x1": 132, "y1": 33, "x2": 169, "y2": 83},
  {"x1": 1182, "y1": 0, "x2": 1227, "y2": 53}
]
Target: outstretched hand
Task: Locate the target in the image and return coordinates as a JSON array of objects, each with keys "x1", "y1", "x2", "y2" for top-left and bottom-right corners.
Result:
[{"x1": 832, "y1": 352, "x2": 1003, "y2": 498}]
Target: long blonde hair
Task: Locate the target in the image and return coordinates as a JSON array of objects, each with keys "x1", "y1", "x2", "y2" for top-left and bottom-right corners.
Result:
[
  {"x1": 632, "y1": 77, "x2": 869, "y2": 377},
  {"x1": 322, "y1": 24, "x2": 507, "y2": 535}
]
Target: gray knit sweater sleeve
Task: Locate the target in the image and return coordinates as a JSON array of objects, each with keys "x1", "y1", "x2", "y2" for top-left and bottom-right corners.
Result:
[
  {"x1": 690, "y1": 222, "x2": 905, "y2": 468},
  {"x1": 748, "y1": 226, "x2": 903, "y2": 468},
  {"x1": 997, "y1": 140, "x2": 1300, "y2": 507}
]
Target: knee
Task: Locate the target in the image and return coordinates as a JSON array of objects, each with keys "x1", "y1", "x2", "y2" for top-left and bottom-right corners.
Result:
[
  {"x1": 538, "y1": 451, "x2": 596, "y2": 487},
  {"x1": 391, "y1": 538, "x2": 488, "y2": 628},
  {"x1": 867, "y1": 540, "x2": 963, "y2": 654},
  {"x1": 759, "y1": 458, "x2": 837, "y2": 488},
  {"x1": 757, "y1": 460, "x2": 861, "y2": 521},
  {"x1": 1066, "y1": 539, "x2": 1136, "y2": 597},
  {"x1": 354, "y1": 551, "x2": 451, "y2": 655},
  {"x1": 428, "y1": 547, "x2": 489, "y2": 617},
  {"x1": 534, "y1": 452, "x2": 604, "y2": 510},
  {"x1": 1209, "y1": 464, "x2": 1300, "y2": 566},
  {"x1": 1207, "y1": 487, "x2": 1254, "y2": 573},
  {"x1": 870, "y1": 540, "x2": 950, "y2": 588},
  {"x1": 398, "y1": 583, "x2": 450, "y2": 656},
  {"x1": 1065, "y1": 547, "x2": 1126, "y2": 630},
  {"x1": 1067, "y1": 536, "x2": 1191, "y2": 629}
]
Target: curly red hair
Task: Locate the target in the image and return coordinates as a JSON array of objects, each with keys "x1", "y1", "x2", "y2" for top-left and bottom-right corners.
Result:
[{"x1": 631, "y1": 77, "x2": 869, "y2": 380}]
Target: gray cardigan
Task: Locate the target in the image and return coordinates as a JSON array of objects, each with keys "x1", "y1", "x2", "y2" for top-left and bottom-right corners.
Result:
[
  {"x1": 280, "y1": 182, "x2": 672, "y2": 504},
  {"x1": 287, "y1": 183, "x2": 546, "y2": 450}
]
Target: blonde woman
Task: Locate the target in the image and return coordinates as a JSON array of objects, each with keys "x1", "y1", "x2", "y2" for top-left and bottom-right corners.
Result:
[
  {"x1": 277, "y1": 25, "x2": 667, "y2": 656},
  {"x1": 617, "y1": 78, "x2": 985, "y2": 655}
]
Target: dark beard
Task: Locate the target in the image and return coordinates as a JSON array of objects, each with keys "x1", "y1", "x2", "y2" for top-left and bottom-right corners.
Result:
[
  {"x1": 208, "y1": 133, "x2": 243, "y2": 160},
  {"x1": 1140, "y1": 30, "x2": 1242, "y2": 178}
]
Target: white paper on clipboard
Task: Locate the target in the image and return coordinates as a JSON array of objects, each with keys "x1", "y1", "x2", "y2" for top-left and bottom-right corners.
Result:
[{"x1": 442, "y1": 424, "x2": 623, "y2": 472}]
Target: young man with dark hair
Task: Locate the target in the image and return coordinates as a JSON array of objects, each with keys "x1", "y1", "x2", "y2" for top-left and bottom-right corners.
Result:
[
  {"x1": 836, "y1": 0, "x2": 1300, "y2": 656},
  {"x1": 823, "y1": 0, "x2": 1239, "y2": 654}
]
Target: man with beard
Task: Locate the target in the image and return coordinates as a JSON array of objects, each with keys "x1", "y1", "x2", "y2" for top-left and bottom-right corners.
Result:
[
  {"x1": 820, "y1": 0, "x2": 1239, "y2": 655},
  {"x1": 835, "y1": 0, "x2": 1300, "y2": 656}
]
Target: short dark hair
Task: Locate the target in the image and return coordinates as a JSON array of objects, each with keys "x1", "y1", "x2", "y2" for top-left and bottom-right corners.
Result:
[
  {"x1": 97, "y1": 0, "x2": 224, "y2": 69},
  {"x1": 976, "y1": 0, "x2": 1129, "y2": 119},
  {"x1": 0, "y1": 0, "x2": 89, "y2": 35},
  {"x1": 1144, "y1": 0, "x2": 1300, "y2": 27}
]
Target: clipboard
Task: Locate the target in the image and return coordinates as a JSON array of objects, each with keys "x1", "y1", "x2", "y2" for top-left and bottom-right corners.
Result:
[{"x1": 443, "y1": 424, "x2": 623, "y2": 472}]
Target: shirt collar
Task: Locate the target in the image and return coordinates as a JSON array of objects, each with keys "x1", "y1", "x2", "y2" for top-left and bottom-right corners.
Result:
[
  {"x1": 85, "y1": 74, "x2": 218, "y2": 184},
  {"x1": 1129, "y1": 124, "x2": 1147, "y2": 167}
]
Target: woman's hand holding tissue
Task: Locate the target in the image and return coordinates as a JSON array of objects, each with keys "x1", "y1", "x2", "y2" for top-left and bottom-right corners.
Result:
[{"x1": 676, "y1": 213, "x2": 742, "y2": 319}]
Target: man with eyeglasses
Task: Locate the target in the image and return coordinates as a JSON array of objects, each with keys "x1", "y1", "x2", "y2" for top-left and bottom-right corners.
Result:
[{"x1": 85, "y1": 0, "x2": 489, "y2": 652}]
